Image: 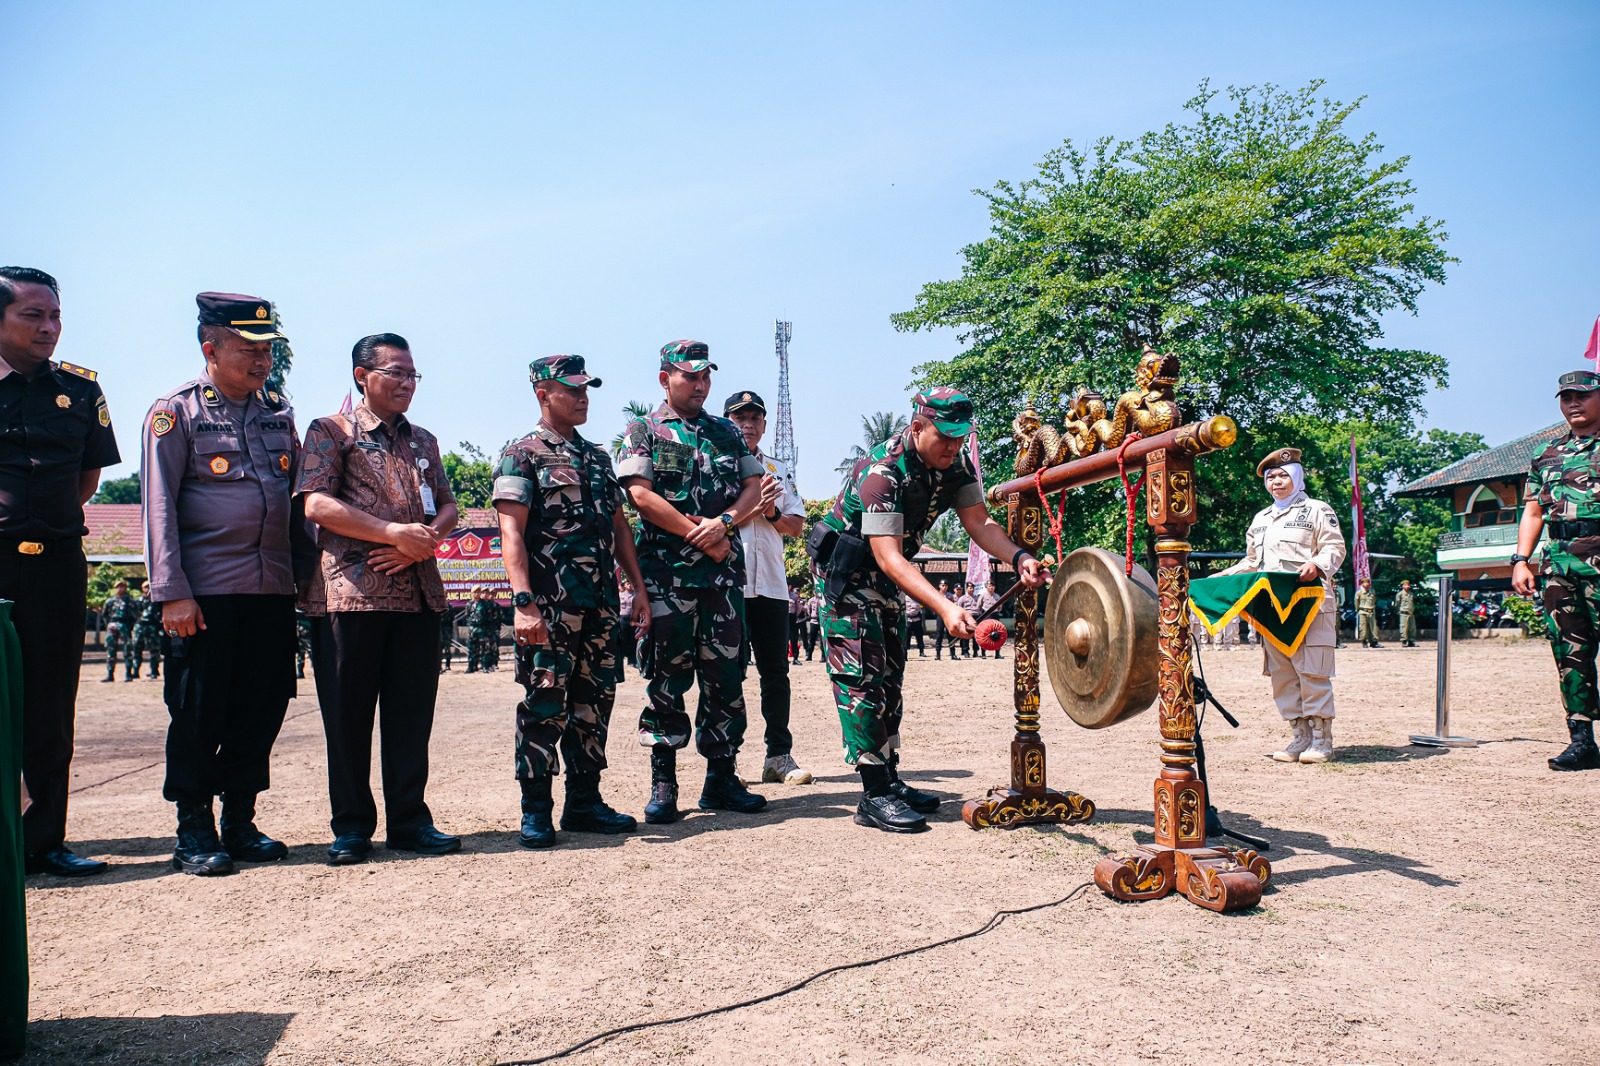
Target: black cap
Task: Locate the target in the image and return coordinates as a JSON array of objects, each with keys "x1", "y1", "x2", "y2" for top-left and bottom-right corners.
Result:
[
  {"x1": 196, "y1": 292, "x2": 286, "y2": 341},
  {"x1": 723, "y1": 390, "x2": 766, "y2": 415}
]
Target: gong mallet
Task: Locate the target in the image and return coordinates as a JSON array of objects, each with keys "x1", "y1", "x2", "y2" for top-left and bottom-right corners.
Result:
[{"x1": 968, "y1": 560, "x2": 1049, "y2": 651}]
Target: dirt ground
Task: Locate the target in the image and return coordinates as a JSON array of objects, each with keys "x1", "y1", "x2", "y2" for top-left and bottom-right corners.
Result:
[{"x1": 16, "y1": 636, "x2": 1599, "y2": 1066}]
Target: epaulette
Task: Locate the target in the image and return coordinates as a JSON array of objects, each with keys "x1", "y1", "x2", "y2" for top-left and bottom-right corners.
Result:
[
  {"x1": 55, "y1": 361, "x2": 98, "y2": 382},
  {"x1": 255, "y1": 388, "x2": 287, "y2": 411}
]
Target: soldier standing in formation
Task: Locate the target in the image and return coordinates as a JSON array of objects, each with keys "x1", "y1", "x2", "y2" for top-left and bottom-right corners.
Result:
[
  {"x1": 295, "y1": 607, "x2": 312, "y2": 678},
  {"x1": 0, "y1": 266, "x2": 119, "y2": 877},
  {"x1": 1355, "y1": 577, "x2": 1381, "y2": 648},
  {"x1": 618, "y1": 340, "x2": 768, "y2": 823},
  {"x1": 467, "y1": 586, "x2": 501, "y2": 672},
  {"x1": 143, "y1": 292, "x2": 306, "y2": 876},
  {"x1": 1397, "y1": 580, "x2": 1418, "y2": 647},
  {"x1": 100, "y1": 579, "x2": 137, "y2": 682},
  {"x1": 1514, "y1": 369, "x2": 1600, "y2": 772},
  {"x1": 296, "y1": 333, "x2": 461, "y2": 864},
  {"x1": 493, "y1": 355, "x2": 650, "y2": 847},
  {"x1": 1218, "y1": 447, "x2": 1347, "y2": 764},
  {"x1": 131, "y1": 587, "x2": 163, "y2": 680},
  {"x1": 438, "y1": 606, "x2": 457, "y2": 673},
  {"x1": 813, "y1": 388, "x2": 1047, "y2": 833}
]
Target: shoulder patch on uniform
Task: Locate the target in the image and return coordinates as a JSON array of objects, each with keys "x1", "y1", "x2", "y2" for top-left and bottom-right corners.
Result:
[
  {"x1": 150, "y1": 410, "x2": 175, "y2": 437},
  {"x1": 55, "y1": 361, "x2": 97, "y2": 381},
  {"x1": 96, "y1": 395, "x2": 111, "y2": 427}
]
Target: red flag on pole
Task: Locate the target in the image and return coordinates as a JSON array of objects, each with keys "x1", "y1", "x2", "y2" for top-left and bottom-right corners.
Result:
[
  {"x1": 1349, "y1": 436, "x2": 1371, "y2": 586},
  {"x1": 965, "y1": 432, "x2": 990, "y2": 589},
  {"x1": 339, "y1": 390, "x2": 354, "y2": 416},
  {"x1": 1585, "y1": 315, "x2": 1600, "y2": 370}
]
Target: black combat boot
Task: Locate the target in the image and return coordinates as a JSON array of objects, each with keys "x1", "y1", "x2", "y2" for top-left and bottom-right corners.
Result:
[
  {"x1": 220, "y1": 793, "x2": 288, "y2": 862},
  {"x1": 643, "y1": 745, "x2": 680, "y2": 824},
  {"x1": 699, "y1": 756, "x2": 768, "y2": 813},
  {"x1": 561, "y1": 770, "x2": 638, "y2": 834},
  {"x1": 886, "y1": 751, "x2": 941, "y2": 814},
  {"x1": 1549, "y1": 716, "x2": 1600, "y2": 772},
  {"x1": 172, "y1": 801, "x2": 234, "y2": 876},
  {"x1": 854, "y1": 764, "x2": 927, "y2": 833},
  {"x1": 518, "y1": 776, "x2": 557, "y2": 848}
]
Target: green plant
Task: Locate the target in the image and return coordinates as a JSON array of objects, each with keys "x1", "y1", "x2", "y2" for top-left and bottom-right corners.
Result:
[{"x1": 1503, "y1": 595, "x2": 1547, "y2": 638}]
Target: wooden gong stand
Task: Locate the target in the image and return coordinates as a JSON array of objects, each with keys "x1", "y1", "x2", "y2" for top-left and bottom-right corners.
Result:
[{"x1": 966, "y1": 416, "x2": 1271, "y2": 913}]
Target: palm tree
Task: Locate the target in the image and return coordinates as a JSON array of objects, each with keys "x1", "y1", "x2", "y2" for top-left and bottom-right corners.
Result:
[
  {"x1": 611, "y1": 400, "x2": 655, "y2": 460},
  {"x1": 835, "y1": 411, "x2": 908, "y2": 483}
]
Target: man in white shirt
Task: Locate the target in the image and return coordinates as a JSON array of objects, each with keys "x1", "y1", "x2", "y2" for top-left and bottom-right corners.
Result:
[{"x1": 723, "y1": 391, "x2": 811, "y2": 784}]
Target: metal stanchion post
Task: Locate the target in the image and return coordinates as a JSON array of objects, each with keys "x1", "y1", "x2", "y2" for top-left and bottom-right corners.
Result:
[{"x1": 1410, "y1": 572, "x2": 1478, "y2": 748}]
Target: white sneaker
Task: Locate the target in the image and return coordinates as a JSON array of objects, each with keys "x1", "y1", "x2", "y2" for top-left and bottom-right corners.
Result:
[
  {"x1": 1300, "y1": 717, "x2": 1334, "y2": 763},
  {"x1": 762, "y1": 753, "x2": 813, "y2": 785}
]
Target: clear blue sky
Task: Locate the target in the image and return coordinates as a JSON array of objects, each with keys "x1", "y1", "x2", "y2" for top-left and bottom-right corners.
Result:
[{"x1": 4, "y1": 2, "x2": 1596, "y2": 499}]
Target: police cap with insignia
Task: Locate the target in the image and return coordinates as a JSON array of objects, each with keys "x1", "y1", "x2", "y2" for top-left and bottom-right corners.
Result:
[
  {"x1": 529, "y1": 354, "x2": 602, "y2": 389},
  {"x1": 1555, "y1": 370, "x2": 1600, "y2": 396},
  {"x1": 1255, "y1": 446, "x2": 1302, "y2": 477},
  {"x1": 196, "y1": 292, "x2": 287, "y2": 342},
  {"x1": 911, "y1": 386, "x2": 974, "y2": 438},
  {"x1": 660, "y1": 339, "x2": 717, "y2": 373},
  {"x1": 722, "y1": 390, "x2": 765, "y2": 415}
]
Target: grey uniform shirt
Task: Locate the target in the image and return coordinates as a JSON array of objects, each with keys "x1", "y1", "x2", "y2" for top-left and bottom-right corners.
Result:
[{"x1": 141, "y1": 370, "x2": 301, "y2": 600}]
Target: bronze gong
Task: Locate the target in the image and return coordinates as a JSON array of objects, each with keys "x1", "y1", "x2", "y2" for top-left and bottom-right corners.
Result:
[{"x1": 1043, "y1": 546, "x2": 1160, "y2": 728}]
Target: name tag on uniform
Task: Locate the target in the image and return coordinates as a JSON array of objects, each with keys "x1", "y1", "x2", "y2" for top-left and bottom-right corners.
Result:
[
  {"x1": 656, "y1": 441, "x2": 693, "y2": 475},
  {"x1": 356, "y1": 441, "x2": 382, "y2": 451}
]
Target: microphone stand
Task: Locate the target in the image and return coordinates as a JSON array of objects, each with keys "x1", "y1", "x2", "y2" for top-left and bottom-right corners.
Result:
[{"x1": 1192, "y1": 671, "x2": 1273, "y2": 852}]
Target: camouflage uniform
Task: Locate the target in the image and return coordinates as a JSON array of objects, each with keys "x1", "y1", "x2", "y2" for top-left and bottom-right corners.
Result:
[
  {"x1": 817, "y1": 392, "x2": 984, "y2": 767},
  {"x1": 494, "y1": 420, "x2": 624, "y2": 779},
  {"x1": 1528, "y1": 430, "x2": 1600, "y2": 724},
  {"x1": 295, "y1": 607, "x2": 312, "y2": 679},
  {"x1": 100, "y1": 592, "x2": 138, "y2": 681},
  {"x1": 619, "y1": 389, "x2": 762, "y2": 759},
  {"x1": 131, "y1": 598, "x2": 163, "y2": 679},
  {"x1": 467, "y1": 596, "x2": 501, "y2": 672}
]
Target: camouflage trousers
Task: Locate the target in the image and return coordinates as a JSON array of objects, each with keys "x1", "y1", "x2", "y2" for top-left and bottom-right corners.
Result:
[
  {"x1": 637, "y1": 579, "x2": 747, "y2": 760},
  {"x1": 104, "y1": 625, "x2": 129, "y2": 679},
  {"x1": 514, "y1": 604, "x2": 621, "y2": 779},
  {"x1": 1541, "y1": 571, "x2": 1600, "y2": 721},
  {"x1": 820, "y1": 596, "x2": 907, "y2": 766},
  {"x1": 467, "y1": 629, "x2": 499, "y2": 671},
  {"x1": 131, "y1": 625, "x2": 162, "y2": 675}
]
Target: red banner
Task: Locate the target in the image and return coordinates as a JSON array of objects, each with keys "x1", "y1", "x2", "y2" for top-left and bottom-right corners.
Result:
[
  {"x1": 1349, "y1": 436, "x2": 1370, "y2": 585},
  {"x1": 435, "y1": 527, "x2": 509, "y2": 605}
]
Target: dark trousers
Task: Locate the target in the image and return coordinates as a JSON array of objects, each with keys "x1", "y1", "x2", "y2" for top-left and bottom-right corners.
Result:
[
  {"x1": 0, "y1": 541, "x2": 87, "y2": 854},
  {"x1": 787, "y1": 613, "x2": 802, "y2": 661},
  {"x1": 744, "y1": 596, "x2": 794, "y2": 759},
  {"x1": 163, "y1": 594, "x2": 296, "y2": 806},
  {"x1": 311, "y1": 610, "x2": 441, "y2": 839},
  {"x1": 802, "y1": 620, "x2": 819, "y2": 660},
  {"x1": 933, "y1": 618, "x2": 954, "y2": 660},
  {"x1": 906, "y1": 618, "x2": 925, "y2": 655}
]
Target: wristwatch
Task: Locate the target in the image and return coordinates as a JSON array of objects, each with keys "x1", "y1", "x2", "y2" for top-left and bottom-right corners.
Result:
[
  {"x1": 719, "y1": 513, "x2": 736, "y2": 534},
  {"x1": 512, "y1": 591, "x2": 534, "y2": 608},
  {"x1": 1509, "y1": 553, "x2": 1530, "y2": 565}
]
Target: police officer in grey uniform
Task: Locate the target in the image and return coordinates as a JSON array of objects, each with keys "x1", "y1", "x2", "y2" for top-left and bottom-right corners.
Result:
[
  {"x1": 143, "y1": 292, "x2": 309, "y2": 876},
  {"x1": 0, "y1": 266, "x2": 120, "y2": 878}
]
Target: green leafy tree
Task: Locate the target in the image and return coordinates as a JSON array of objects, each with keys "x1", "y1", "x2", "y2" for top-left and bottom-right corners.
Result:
[
  {"x1": 266, "y1": 304, "x2": 294, "y2": 398},
  {"x1": 892, "y1": 80, "x2": 1455, "y2": 561},
  {"x1": 922, "y1": 510, "x2": 970, "y2": 553},
  {"x1": 442, "y1": 442, "x2": 496, "y2": 509},
  {"x1": 835, "y1": 411, "x2": 909, "y2": 483},
  {"x1": 91, "y1": 473, "x2": 140, "y2": 504},
  {"x1": 611, "y1": 400, "x2": 654, "y2": 461},
  {"x1": 785, "y1": 498, "x2": 834, "y2": 581}
]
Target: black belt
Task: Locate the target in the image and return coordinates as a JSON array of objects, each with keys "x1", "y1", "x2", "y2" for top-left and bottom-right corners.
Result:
[
  {"x1": 0, "y1": 535, "x2": 81, "y2": 556},
  {"x1": 1549, "y1": 519, "x2": 1600, "y2": 540}
]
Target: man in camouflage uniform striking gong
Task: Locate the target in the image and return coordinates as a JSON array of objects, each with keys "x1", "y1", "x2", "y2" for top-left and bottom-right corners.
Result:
[
  {"x1": 493, "y1": 355, "x2": 651, "y2": 847},
  {"x1": 618, "y1": 340, "x2": 769, "y2": 824},
  {"x1": 1514, "y1": 369, "x2": 1600, "y2": 772},
  {"x1": 814, "y1": 388, "x2": 1047, "y2": 832}
]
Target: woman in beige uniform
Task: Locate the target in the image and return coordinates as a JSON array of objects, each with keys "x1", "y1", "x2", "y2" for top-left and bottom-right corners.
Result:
[{"x1": 1218, "y1": 447, "x2": 1348, "y2": 763}]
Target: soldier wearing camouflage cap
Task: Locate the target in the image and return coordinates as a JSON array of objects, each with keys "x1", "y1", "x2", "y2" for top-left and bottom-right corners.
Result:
[
  {"x1": 813, "y1": 387, "x2": 1047, "y2": 833},
  {"x1": 618, "y1": 340, "x2": 769, "y2": 824},
  {"x1": 1514, "y1": 369, "x2": 1600, "y2": 771},
  {"x1": 492, "y1": 355, "x2": 650, "y2": 848}
]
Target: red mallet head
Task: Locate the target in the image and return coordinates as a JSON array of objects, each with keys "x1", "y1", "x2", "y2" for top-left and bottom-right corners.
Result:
[{"x1": 975, "y1": 618, "x2": 1008, "y2": 651}]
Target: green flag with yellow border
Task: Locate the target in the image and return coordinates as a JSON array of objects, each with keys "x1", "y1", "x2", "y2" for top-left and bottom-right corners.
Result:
[{"x1": 1188, "y1": 572, "x2": 1326, "y2": 656}]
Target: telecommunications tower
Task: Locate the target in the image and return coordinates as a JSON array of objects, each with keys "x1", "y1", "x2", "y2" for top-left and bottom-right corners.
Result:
[{"x1": 773, "y1": 320, "x2": 798, "y2": 478}]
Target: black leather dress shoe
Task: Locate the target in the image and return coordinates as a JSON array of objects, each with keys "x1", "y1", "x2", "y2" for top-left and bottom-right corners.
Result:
[
  {"x1": 385, "y1": 824, "x2": 461, "y2": 856},
  {"x1": 25, "y1": 847, "x2": 108, "y2": 877},
  {"x1": 327, "y1": 834, "x2": 373, "y2": 866},
  {"x1": 854, "y1": 793, "x2": 928, "y2": 833}
]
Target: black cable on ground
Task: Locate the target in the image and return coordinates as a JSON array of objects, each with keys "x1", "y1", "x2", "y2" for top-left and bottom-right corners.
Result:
[{"x1": 495, "y1": 879, "x2": 1096, "y2": 1065}]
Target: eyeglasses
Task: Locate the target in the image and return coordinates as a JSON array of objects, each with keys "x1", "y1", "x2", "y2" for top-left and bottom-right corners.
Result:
[{"x1": 366, "y1": 368, "x2": 422, "y2": 383}]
